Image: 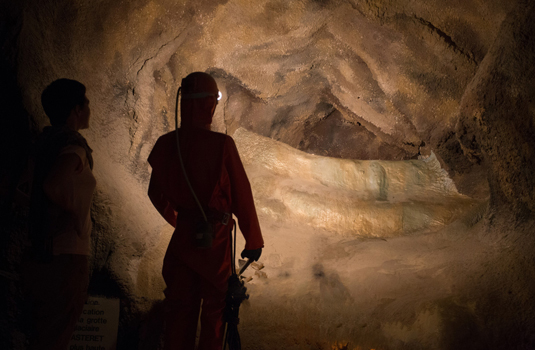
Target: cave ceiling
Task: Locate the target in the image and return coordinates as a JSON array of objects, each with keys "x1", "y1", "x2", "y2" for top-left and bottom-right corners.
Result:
[
  {"x1": 3, "y1": 2, "x2": 535, "y2": 348},
  {"x1": 15, "y1": 0, "x2": 514, "y2": 185}
]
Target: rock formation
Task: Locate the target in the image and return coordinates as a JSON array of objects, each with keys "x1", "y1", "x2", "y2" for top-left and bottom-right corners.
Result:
[{"x1": 1, "y1": 0, "x2": 534, "y2": 349}]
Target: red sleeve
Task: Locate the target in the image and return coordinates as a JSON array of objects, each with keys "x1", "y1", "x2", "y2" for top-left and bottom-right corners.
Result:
[
  {"x1": 225, "y1": 136, "x2": 264, "y2": 250},
  {"x1": 148, "y1": 137, "x2": 177, "y2": 228}
]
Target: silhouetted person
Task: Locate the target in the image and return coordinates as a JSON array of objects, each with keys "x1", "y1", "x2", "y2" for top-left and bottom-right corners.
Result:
[
  {"x1": 148, "y1": 72, "x2": 264, "y2": 350},
  {"x1": 21, "y1": 78, "x2": 95, "y2": 350}
]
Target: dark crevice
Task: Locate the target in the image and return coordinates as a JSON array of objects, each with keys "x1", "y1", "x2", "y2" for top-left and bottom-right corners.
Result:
[
  {"x1": 344, "y1": 119, "x2": 362, "y2": 127},
  {"x1": 414, "y1": 16, "x2": 478, "y2": 66},
  {"x1": 319, "y1": 107, "x2": 337, "y2": 123},
  {"x1": 135, "y1": 30, "x2": 184, "y2": 77}
]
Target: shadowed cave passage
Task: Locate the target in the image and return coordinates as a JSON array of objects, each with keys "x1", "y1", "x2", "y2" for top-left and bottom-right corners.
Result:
[{"x1": 1, "y1": 1, "x2": 535, "y2": 349}]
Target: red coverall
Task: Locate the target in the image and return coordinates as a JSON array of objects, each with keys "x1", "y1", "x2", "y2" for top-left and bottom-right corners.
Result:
[{"x1": 148, "y1": 127, "x2": 263, "y2": 350}]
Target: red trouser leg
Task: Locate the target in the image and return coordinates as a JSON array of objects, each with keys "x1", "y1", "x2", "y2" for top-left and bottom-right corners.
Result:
[
  {"x1": 163, "y1": 257, "x2": 228, "y2": 350},
  {"x1": 163, "y1": 261, "x2": 201, "y2": 350},
  {"x1": 198, "y1": 279, "x2": 227, "y2": 350}
]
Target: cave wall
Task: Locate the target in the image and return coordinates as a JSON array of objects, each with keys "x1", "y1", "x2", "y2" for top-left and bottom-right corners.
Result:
[
  {"x1": 9, "y1": 0, "x2": 528, "y2": 280},
  {"x1": 11, "y1": 0, "x2": 514, "y2": 203},
  {"x1": 456, "y1": 0, "x2": 535, "y2": 218},
  {"x1": 234, "y1": 127, "x2": 479, "y2": 237},
  {"x1": 2, "y1": 0, "x2": 535, "y2": 349},
  {"x1": 16, "y1": 0, "x2": 515, "y2": 166},
  {"x1": 8, "y1": 0, "x2": 523, "y2": 219}
]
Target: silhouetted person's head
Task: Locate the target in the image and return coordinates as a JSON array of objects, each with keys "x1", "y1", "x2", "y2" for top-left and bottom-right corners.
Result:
[
  {"x1": 180, "y1": 72, "x2": 220, "y2": 129},
  {"x1": 41, "y1": 79, "x2": 90, "y2": 130}
]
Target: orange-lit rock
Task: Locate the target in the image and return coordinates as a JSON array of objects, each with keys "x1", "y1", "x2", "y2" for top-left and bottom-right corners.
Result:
[{"x1": 1, "y1": 1, "x2": 534, "y2": 349}]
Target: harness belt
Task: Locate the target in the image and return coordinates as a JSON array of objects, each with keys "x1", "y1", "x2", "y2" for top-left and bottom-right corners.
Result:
[{"x1": 176, "y1": 208, "x2": 231, "y2": 225}]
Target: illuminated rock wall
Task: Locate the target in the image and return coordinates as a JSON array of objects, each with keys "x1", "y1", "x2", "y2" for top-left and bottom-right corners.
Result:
[
  {"x1": 15, "y1": 0, "x2": 516, "y2": 196},
  {"x1": 235, "y1": 127, "x2": 479, "y2": 237},
  {"x1": 1, "y1": 0, "x2": 535, "y2": 349}
]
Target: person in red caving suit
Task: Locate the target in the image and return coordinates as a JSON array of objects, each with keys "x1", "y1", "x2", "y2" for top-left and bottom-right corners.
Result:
[{"x1": 147, "y1": 72, "x2": 264, "y2": 350}]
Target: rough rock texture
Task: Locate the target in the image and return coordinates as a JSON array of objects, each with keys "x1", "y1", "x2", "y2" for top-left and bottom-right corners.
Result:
[
  {"x1": 1, "y1": 0, "x2": 535, "y2": 349},
  {"x1": 14, "y1": 0, "x2": 516, "y2": 196},
  {"x1": 234, "y1": 127, "x2": 479, "y2": 237},
  {"x1": 456, "y1": 0, "x2": 535, "y2": 217}
]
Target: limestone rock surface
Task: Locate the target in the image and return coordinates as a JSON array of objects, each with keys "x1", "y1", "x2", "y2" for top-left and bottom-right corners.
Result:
[{"x1": 1, "y1": 0, "x2": 535, "y2": 349}]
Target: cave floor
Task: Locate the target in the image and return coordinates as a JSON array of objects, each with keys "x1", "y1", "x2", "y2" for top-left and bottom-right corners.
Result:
[{"x1": 232, "y1": 208, "x2": 534, "y2": 350}]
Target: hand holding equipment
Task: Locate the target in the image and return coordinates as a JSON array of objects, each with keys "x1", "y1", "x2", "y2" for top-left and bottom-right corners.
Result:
[{"x1": 241, "y1": 248, "x2": 262, "y2": 262}]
